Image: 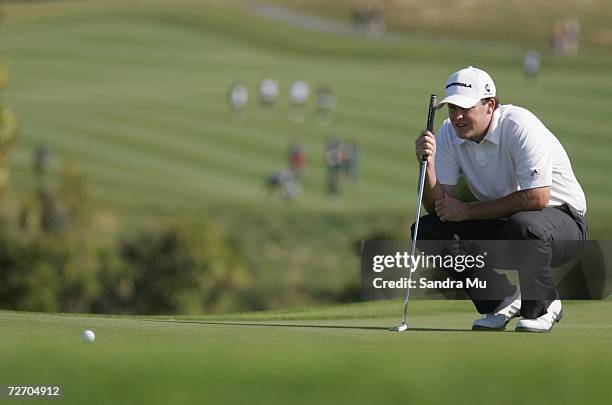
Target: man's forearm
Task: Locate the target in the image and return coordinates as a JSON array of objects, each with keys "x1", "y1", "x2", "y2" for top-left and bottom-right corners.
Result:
[
  {"x1": 465, "y1": 187, "x2": 550, "y2": 220},
  {"x1": 422, "y1": 163, "x2": 445, "y2": 214}
]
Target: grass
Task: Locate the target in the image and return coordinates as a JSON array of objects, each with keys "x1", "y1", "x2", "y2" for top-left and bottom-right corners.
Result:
[
  {"x1": 0, "y1": 1, "x2": 611, "y2": 234},
  {"x1": 2, "y1": 300, "x2": 612, "y2": 404}
]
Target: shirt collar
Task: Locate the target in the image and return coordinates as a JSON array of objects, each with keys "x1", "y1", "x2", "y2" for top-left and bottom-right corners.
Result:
[
  {"x1": 482, "y1": 108, "x2": 501, "y2": 145},
  {"x1": 451, "y1": 127, "x2": 465, "y2": 145}
]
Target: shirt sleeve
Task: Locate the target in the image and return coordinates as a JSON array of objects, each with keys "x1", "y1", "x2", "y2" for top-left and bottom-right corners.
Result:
[
  {"x1": 509, "y1": 118, "x2": 553, "y2": 190},
  {"x1": 435, "y1": 122, "x2": 461, "y2": 186}
]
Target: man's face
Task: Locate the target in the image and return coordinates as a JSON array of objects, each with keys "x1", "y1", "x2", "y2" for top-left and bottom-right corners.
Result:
[{"x1": 447, "y1": 99, "x2": 495, "y2": 142}]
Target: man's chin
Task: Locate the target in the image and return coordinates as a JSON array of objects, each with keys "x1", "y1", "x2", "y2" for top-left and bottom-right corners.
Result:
[{"x1": 453, "y1": 126, "x2": 470, "y2": 139}]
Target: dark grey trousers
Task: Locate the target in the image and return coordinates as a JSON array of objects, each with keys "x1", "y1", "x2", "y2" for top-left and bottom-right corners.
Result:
[{"x1": 412, "y1": 204, "x2": 588, "y2": 319}]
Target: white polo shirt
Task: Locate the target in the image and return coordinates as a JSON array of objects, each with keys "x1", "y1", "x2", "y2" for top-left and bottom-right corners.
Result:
[{"x1": 435, "y1": 104, "x2": 587, "y2": 215}]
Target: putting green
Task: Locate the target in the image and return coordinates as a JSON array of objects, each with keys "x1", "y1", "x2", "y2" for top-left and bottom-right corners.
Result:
[{"x1": 1, "y1": 300, "x2": 611, "y2": 404}]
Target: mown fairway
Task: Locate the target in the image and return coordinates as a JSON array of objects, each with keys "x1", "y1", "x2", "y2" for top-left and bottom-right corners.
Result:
[
  {"x1": 2, "y1": 300, "x2": 612, "y2": 404},
  {"x1": 1, "y1": 0, "x2": 611, "y2": 235}
]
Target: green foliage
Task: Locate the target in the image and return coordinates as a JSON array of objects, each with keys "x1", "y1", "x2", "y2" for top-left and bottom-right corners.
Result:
[
  {"x1": 0, "y1": 65, "x2": 17, "y2": 198},
  {"x1": 56, "y1": 159, "x2": 94, "y2": 230},
  {"x1": 0, "y1": 230, "x2": 69, "y2": 312},
  {"x1": 214, "y1": 207, "x2": 408, "y2": 310},
  {"x1": 0, "y1": 65, "x2": 7, "y2": 91},
  {"x1": 0, "y1": 161, "x2": 255, "y2": 315},
  {"x1": 0, "y1": 159, "x2": 97, "y2": 312},
  {"x1": 114, "y1": 221, "x2": 251, "y2": 315},
  {"x1": 0, "y1": 104, "x2": 17, "y2": 149}
]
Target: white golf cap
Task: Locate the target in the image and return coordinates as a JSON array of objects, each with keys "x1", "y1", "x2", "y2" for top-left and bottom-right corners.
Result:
[{"x1": 438, "y1": 66, "x2": 496, "y2": 109}]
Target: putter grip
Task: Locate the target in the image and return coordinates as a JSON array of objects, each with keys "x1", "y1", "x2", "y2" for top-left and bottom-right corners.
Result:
[{"x1": 423, "y1": 94, "x2": 437, "y2": 162}]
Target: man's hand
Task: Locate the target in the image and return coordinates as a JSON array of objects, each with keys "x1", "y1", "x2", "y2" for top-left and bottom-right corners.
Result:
[
  {"x1": 435, "y1": 194, "x2": 470, "y2": 222},
  {"x1": 415, "y1": 130, "x2": 436, "y2": 162}
]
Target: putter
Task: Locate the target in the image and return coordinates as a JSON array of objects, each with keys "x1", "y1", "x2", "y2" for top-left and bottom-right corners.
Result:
[{"x1": 391, "y1": 94, "x2": 437, "y2": 332}]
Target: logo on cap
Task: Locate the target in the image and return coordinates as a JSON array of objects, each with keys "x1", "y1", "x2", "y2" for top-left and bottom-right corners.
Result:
[
  {"x1": 445, "y1": 82, "x2": 472, "y2": 89},
  {"x1": 485, "y1": 84, "x2": 491, "y2": 92}
]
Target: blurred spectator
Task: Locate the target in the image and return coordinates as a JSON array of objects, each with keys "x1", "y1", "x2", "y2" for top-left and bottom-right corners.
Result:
[
  {"x1": 325, "y1": 138, "x2": 343, "y2": 201},
  {"x1": 289, "y1": 80, "x2": 310, "y2": 107},
  {"x1": 257, "y1": 77, "x2": 279, "y2": 107},
  {"x1": 565, "y1": 19, "x2": 581, "y2": 55},
  {"x1": 265, "y1": 169, "x2": 302, "y2": 201},
  {"x1": 264, "y1": 141, "x2": 308, "y2": 202},
  {"x1": 288, "y1": 142, "x2": 307, "y2": 180},
  {"x1": 523, "y1": 50, "x2": 541, "y2": 80},
  {"x1": 352, "y1": 4, "x2": 368, "y2": 33},
  {"x1": 352, "y1": 2, "x2": 385, "y2": 37},
  {"x1": 289, "y1": 79, "x2": 310, "y2": 123},
  {"x1": 34, "y1": 145, "x2": 51, "y2": 177},
  {"x1": 341, "y1": 140, "x2": 361, "y2": 181},
  {"x1": 315, "y1": 85, "x2": 336, "y2": 125},
  {"x1": 228, "y1": 81, "x2": 249, "y2": 119},
  {"x1": 31, "y1": 146, "x2": 65, "y2": 233},
  {"x1": 550, "y1": 19, "x2": 581, "y2": 57},
  {"x1": 367, "y1": 3, "x2": 385, "y2": 37}
]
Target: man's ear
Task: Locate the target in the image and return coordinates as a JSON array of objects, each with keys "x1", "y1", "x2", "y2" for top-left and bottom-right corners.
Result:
[{"x1": 486, "y1": 98, "x2": 496, "y2": 114}]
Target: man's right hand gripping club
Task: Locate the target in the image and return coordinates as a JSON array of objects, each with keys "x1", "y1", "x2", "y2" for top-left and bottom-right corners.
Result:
[{"x1": 415, "y1": 129, "x2": 466, "y2": 221}]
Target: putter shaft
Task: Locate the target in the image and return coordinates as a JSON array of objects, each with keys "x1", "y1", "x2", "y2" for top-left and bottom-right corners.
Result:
[
  {"x1": 401, "y1": 158, "x2": 428, "y2": 325},
  {"x1": 394, "y1": 94, "x2": 437, "y2": 331}
]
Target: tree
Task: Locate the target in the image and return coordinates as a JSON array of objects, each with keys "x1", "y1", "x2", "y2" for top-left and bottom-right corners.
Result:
[{"x1": 0, "y1": 64, "x2": 17, "y2": 199}]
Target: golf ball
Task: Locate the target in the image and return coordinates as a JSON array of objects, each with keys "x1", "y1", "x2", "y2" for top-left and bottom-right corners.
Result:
[{"x1": 82, "y1": 329, "x2": 96, "y2": 343}]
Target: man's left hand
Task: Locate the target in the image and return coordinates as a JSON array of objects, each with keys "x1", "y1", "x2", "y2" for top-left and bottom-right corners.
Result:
[{"x1": 434, "y1": 194, "x2": 470, "y2": 222}]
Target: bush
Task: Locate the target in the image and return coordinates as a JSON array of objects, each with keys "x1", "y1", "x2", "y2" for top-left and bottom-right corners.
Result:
[
  {"x1": 0, "y1": 64, "x2": 17, "y2": 199},
  {"x1": 113, "y1": 221, "x2": 251, "y2": 315}
]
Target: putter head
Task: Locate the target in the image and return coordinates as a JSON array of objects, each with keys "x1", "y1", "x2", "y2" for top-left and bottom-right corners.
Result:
[{"x1": 390, "y1": 323, "x2": 409, "y2": 332}]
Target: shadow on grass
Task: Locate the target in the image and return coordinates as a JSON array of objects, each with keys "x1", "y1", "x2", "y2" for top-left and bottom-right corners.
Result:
[{"x1": 147, "y1": 319, "x2": 473, "y2": 333}]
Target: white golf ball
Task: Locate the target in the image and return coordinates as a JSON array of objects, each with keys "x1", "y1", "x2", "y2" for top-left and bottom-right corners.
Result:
[{"x1": 82, "y1": 329, "x2": 96, "y2": 343}]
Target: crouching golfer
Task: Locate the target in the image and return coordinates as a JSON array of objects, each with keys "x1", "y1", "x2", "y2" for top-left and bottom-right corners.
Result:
[{"x1": 415, "y1": 66, "x2": 587, "y2": 332}]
